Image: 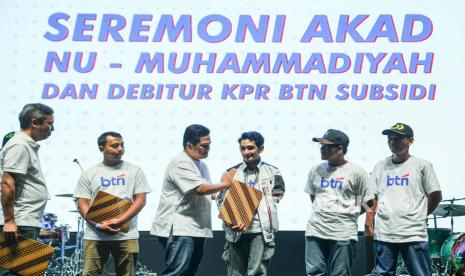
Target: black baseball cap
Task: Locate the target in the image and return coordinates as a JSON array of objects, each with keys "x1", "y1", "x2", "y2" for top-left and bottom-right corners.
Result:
[
  {"x1": 312, "y1": 129, "x2": 349, "y2": 149},
  {"x1": 382, "y1": 123, "x2": 414, "y2": 138}
]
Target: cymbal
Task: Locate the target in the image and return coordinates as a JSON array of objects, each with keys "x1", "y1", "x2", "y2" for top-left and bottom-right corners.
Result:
[
  {"x1": 55, "y1": 193, "x2": 74, "y2": 198},
  {"x1": 432, "y1": 204, "x2": 465, "y2": 217}
]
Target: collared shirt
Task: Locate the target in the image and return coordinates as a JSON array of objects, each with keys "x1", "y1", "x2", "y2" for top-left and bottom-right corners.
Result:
[
  {"x1": 73, "y1": 161, "x2": 151, "y2": 241},
  {"x1": 151, "y1": 151, "x2": 213, "y2": 238},
  {"x1": 0, "y1": 131, "x2": 49, "y2": 228}
]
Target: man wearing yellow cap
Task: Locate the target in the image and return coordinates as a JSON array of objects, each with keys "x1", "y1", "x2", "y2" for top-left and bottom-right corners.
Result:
[{"x1": 365, "y1": 123, "x2": 442, "y2": 275}]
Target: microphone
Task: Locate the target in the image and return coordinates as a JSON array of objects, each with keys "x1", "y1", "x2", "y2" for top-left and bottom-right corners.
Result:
[{"x1": 73, "y1": 158, "x2": 84, "y2": 172}]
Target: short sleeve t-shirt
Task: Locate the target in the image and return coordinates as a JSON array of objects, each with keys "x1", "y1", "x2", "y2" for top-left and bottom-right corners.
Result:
[
  {"x1": 305, "y1": 161, "x2": 373, "y2": 241},
  {"x1": 73, "y1": 161, "x2": 151, "y2": 241},
  {"x1": 371, "y1": 156, "x2": 441, "y2": 242},
  {"x1": 0, "y1": 131, "x2": 49, "y2": 228}
]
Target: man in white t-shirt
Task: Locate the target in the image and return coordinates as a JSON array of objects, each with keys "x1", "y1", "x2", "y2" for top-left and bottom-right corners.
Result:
[
  {"x1": 73, "y1": 131, "x2": 152, "y2": 276},
  {"x1": 305, "y1": 129, "x2": 375, "y2": 276},
  {"x1": 151, "y1": 124, "x2": 236, "y2": 276},
  {"x1": 365, "y1": 123, "x2": 442, "y2": 275}
]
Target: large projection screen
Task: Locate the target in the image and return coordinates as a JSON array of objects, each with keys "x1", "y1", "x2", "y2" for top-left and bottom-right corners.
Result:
[{"x1": 1, "y1": 0, "x2": 464, "y2": 232}]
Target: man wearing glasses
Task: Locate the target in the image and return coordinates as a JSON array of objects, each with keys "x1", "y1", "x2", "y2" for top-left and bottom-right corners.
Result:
[
  {"x1": 305, "y1": 129, "x2": 374, "y2": 275},
  {"x1": 365, "y1": 123, "x2": 442, "y2": 275},
  {"x1": 151, "y1": 124, "x2": 236, "y2": 276}
]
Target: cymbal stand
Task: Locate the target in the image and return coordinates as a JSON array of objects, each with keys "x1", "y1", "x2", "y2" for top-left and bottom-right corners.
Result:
[
  {"x1": 59, "y1": 225, "x2": 67, "y2": 275},
  {"x1": 449, "y1": 198, "x2": 455, "y2": 233},
  {"x1": 442, "y1": 197, "x2": 465, "y2": 202},
  {"x1": 71, "y1": 216, "x2": 85, "y2": 274},
  {"x1": 440, "y1": 197, "x2": 465, "y2": 233}
]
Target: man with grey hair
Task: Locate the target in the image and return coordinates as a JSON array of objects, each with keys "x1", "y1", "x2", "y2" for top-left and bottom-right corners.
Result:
[{"x1": 0, "y1": 103, "x2": 55, "y2": 252}]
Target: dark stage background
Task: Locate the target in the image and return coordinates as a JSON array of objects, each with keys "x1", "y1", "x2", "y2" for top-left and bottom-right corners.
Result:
[{"x1": 64, "y1": 231, "x2": 374, "y2": 275}]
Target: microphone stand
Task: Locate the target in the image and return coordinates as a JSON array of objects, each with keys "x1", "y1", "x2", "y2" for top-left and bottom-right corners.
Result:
[
  {"x1": 72, "y1": 158, "x2": 84, "y2": 173},
  {"x1": 71, "y1": 158, "x2": 85, "y2": 273}
]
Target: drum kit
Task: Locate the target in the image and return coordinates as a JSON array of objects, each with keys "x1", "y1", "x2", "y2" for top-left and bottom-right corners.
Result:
[
  {"x1": 42, "y1": 193, "x2": 155, "y2": 276},
  {"x1": 427, "y1": 197, "x2": 465, "y2": 276},
  {"x1": 39, "y1": 193, "x2": 85, "y2": 276}
]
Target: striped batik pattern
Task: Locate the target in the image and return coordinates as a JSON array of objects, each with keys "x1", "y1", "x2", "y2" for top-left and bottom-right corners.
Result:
[
  {"x1": 219, "y1": 181, "x2": 263, "y2": 229},
  {"x1": 0, "y1": 235, "x2": 54, "y2": 276},
  {"x1": 85, "y1": 191, "x2": 132, "y2": 232}
]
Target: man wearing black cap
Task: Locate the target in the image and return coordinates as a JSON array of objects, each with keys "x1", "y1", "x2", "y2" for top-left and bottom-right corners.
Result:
[
  {"x1": 305, "y1": 129, "x2": 375, "y2": 275},
  {"x1": 365, "y1": 123, "x2": 442, "y2": 276}
]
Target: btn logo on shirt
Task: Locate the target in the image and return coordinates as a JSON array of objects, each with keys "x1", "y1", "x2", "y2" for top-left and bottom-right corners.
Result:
[
  {"x1": 100, "y1": 173, "x2": 126, "y2": 187},
  {"x1": 386, "y1": 173, "x2": 410, "y2": 186},
  {"x1": 320, "y1": 177, "x2": 344, "y2": 189}
]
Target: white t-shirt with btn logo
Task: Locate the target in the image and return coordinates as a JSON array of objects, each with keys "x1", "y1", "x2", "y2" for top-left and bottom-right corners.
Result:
[
  {"x1": 371, "y1": 156, "x2": 441, "y2": 243},
  {"x1": 305, "y1": 161, "x2": 374, "y2": 241},
  {"x1": 73, "y1": 161, "x2": 151, "y2": 241}
]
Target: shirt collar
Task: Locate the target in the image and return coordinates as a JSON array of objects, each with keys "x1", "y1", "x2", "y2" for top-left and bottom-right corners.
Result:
[
  {"x1": 17, "y1": 131, "x2": 40, "y2": 151},
  {"x1": 242, "y1": 159, "x2": 262, "y2": 173}
]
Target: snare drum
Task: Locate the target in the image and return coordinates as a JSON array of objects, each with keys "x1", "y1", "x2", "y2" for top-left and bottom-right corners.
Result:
[
  {"x1": 440, "y1": 232, "x2": 465, "y2": 271},
  {"x1": 428, "y1": 228, "x2": 452, "y2": 258},
  {"x1": 39, "y1": 223, "x2": 70, "y2": 247},
  {"x1": 56, "y1": 224, "x2": 70, "y2": 242},
  {"x1": 39, "y1": 229, "x2": 61, "y2": 246}
]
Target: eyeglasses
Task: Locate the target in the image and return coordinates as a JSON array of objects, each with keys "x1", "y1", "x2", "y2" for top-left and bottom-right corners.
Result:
[
  {"x1": 320, "y1": 144, "x2": 341, "y2": 150},
  {"x1": 387, "y1": 135, "x2": 411, "y2": 143},
  {"x1": 194, "y1": 143, "x2": 210, "y2": 151}
]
